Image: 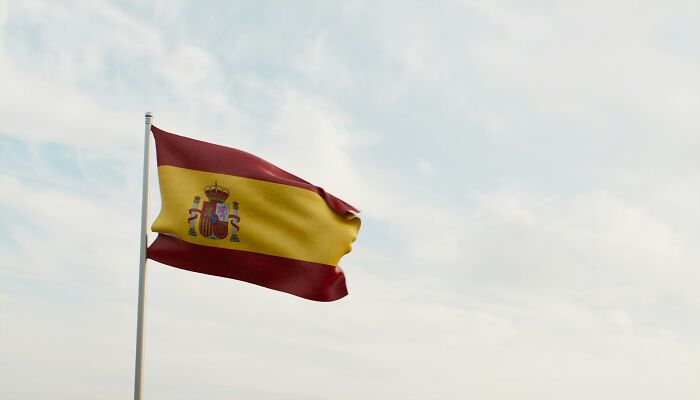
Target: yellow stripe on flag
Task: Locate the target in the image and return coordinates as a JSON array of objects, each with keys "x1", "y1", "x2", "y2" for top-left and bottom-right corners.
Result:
[{"x1": 152, "y1": 165, "x2": 361, "y2": 266}]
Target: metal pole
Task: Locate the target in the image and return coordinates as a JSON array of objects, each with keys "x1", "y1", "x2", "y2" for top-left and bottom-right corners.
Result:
[{"x1": 134, "y1": 112, "x2": 153, "y2": 400}]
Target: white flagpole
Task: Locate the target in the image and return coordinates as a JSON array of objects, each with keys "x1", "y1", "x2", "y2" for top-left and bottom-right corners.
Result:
[{"x1": 134, "y1": 111, "x2": 153, "y2": 400}]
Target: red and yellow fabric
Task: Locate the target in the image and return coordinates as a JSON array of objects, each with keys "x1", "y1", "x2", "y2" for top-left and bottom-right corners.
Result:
[{"x1": 147, "y1": 126, "x2": 361, "y2": 301}]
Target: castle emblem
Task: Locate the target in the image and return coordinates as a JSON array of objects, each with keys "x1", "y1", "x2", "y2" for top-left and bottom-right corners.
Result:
[{"x1": 187, "y1": 181, "x2": 241, "y2": 242}]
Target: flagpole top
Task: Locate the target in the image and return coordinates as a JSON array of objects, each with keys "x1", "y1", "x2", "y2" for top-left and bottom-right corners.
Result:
[{"x1": 145, "y1": 112, "x2": 153, "y2": 124}]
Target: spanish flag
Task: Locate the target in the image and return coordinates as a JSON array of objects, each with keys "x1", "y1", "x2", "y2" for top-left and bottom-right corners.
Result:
[{"x1": 146, "y1": 126, "x2": 361, "y2": 301}]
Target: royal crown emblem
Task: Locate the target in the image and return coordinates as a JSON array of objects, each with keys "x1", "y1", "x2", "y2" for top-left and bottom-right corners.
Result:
[{"x1": 187, "y1": 181, "x2": 241, "y2": 241}]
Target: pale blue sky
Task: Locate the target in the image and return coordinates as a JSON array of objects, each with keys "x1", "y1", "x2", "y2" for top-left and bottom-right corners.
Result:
[{"x1": 1, "y1": 1, "x2": 699, "y2": 399}]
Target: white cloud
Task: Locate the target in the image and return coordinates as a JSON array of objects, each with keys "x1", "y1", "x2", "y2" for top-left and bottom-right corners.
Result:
[{"x1": 417, "y1": 159, "x2": 433, "y2": 176}]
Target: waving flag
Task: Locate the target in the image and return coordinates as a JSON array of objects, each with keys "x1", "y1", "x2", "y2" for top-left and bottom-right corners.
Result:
[{"x1": 147, "y1": 126, "x2": 361, "y2": 301}]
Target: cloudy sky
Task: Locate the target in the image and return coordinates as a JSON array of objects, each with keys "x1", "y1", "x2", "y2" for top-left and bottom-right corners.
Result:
[{"x1": 1, "y1": 1, "x2": 698, "y2": 399}]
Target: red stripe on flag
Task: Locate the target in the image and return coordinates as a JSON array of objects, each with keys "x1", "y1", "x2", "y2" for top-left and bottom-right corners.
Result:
[
  {"x1": 151, "y1": 126, "x2": 358, "y2": 215},
  {"x1": 147, "y1": 234, "x2": 348, "y2": 302}
]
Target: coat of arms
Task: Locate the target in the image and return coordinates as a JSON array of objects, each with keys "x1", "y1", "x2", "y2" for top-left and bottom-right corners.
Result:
[{"x1": 187, "y1": 181, "x2": 241, "y2": 242}]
